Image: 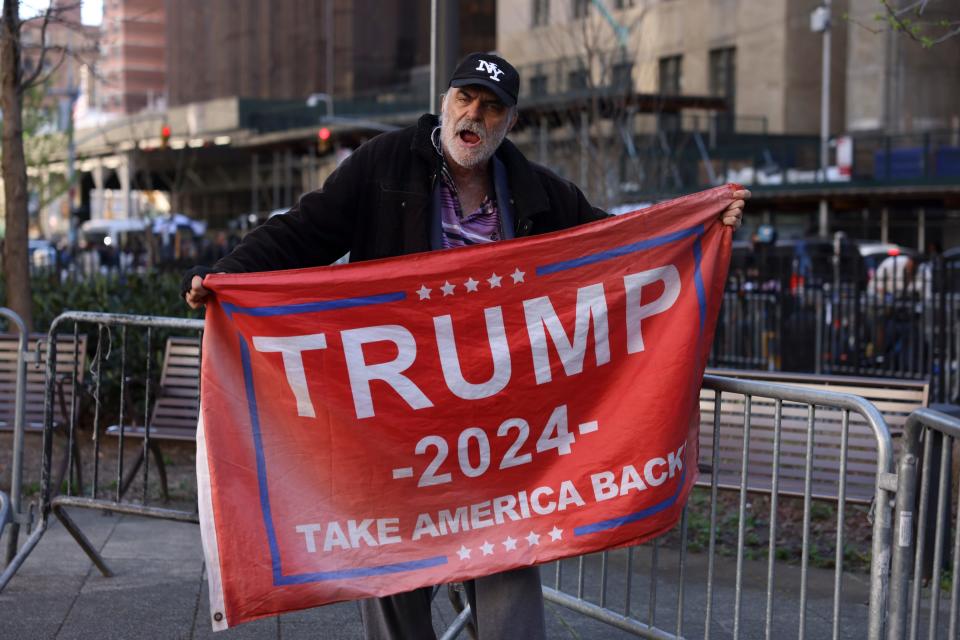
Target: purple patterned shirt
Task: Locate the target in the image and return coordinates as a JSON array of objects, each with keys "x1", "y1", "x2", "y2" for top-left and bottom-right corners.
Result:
[{"x1": 438, "y1": 163, "x2": 501, "y2": 249}]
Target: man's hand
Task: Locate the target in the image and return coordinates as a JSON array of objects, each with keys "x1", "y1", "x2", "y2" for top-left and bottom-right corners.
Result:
[
  {"x1": 185, "y1": 275, "x2": 213, "y2": 309},
  {"x1": 722, "y1": 189, "x2": 751, "y2": 229}
]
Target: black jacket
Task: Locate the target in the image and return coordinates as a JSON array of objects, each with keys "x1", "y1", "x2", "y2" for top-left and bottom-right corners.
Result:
[{"x1": 183, "y1": 114, "x2": 605, "y2": 290}]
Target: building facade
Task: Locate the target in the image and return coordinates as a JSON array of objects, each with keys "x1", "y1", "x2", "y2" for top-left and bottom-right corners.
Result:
[
  {"x1": 496, "y1": 0, "x2": 960, "y2": 250},
  {"x1": 164, "y1": 0, "x2": 495, "y2": 107},
  {"x1": 20, "y1": 1, "x2": 99, "y2": 125},
  {"x1": 99, "y1": 0, "x2": 166, "y2": 115},
  {"x1": 499, "y1": 0, "x2": 849, "y2": 136}
]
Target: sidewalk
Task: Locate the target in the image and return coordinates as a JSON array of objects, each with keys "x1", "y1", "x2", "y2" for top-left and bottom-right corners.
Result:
[{"x1": 0, "y1": 508, "x2": 872, "y2": 639}]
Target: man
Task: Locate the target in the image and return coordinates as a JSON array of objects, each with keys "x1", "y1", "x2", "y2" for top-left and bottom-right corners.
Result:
[{"x1": 183, "y1": 52, "x2": 748, "y2": 639}]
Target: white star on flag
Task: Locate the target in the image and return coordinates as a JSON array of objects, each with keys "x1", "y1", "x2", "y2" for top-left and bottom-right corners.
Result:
[
  {"x1": 464, "y1": 277, "x2": 479, "y2": 292},
  {"x1": 549, "y1": 526, "x2": 563, "y2": 541},
  {"x1": 441, "y1": 281, "x2": 456, "y2": 296},
  {"x1": 457, "y1": 545, "x2": 471, "y2": 560},
  {"x1": 416, "y1": 285, "x2": 431, "y2": 300},
  {"x1": 511, "y1": 268, "x2": 525, "y2": 284},
  {"x1": 480, "y1": 541, "x2": 495, "y2": 556},
  {"x1": 526, "y1": 531, "x2": 540, "y2": 546},
  {"x1": 502, "y1": 536, "x2": 518, "y2": 551},
  {"x1": 487, "y1": 273, "x2": 502, "y2": 288}
]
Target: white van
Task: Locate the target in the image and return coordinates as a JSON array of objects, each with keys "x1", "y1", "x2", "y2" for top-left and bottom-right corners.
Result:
[{"x1": 80, "y1": 218, "x2": 148, "y2": 249}]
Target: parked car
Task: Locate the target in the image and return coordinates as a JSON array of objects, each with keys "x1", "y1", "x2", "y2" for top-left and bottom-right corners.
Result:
[
  {"x1": 80, "y1": 218, "x2": 147, "y2": 248},
  {"x1": 730, "y1": 236, "x2": 865, "y2": 291},
  {"x1": 856, "y1": 242, "x2": 918, "y2": 281},
  {"x1": 79, "y1": 219, "x2": 149, "y2": 272},
  {"x1": 28, "y1": 239, "x2": 58, "y2": 269}
]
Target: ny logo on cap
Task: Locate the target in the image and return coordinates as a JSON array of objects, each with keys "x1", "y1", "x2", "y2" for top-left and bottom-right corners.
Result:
[{"x1": 475, "y1": 59, "x2": 505, "y2": 82}]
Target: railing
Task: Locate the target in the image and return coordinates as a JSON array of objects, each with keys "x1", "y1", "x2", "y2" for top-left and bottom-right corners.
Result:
[
  {"x1": 888, "y1": 407, "x2": 960, "y2": 640},
  {"x1": 3, "y1": 310, "x2": 958, "y2": 640},
  {"x1": 0, "y1": 311, "x2": 204, "y2": 593},
  {"x1": 711, "y1": 255, "x2": 960, "y2": 404},
  {"x1": 853, "y1": 130, "x2": 960, "y2": 182},
  {"x1": 504, "y1": 375, "x2": 896, "y2": 639},
  {"x1": 0, "y1": 309, "x2": 29, "y2": 567},
  {"x1": 703, "y1": 129, "x2": 960, "y2": 191},
  {"x1": 244, "y1": 85, "x2": 429, "y2": 134}
]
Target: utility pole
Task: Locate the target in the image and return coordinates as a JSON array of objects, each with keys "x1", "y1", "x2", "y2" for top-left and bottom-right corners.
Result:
[
  {"x1": 811, "y1": 1, "x2": 832, "y2": 238},
  {"x1": 430, "y1": 0, "x2": 459, "y2": 114},
  {"x1": 325, "y1": 0, "x2": 334, "y2": 95}
]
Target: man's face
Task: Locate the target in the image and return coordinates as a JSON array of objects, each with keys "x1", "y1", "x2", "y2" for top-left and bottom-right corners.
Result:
[{"x1": 440, "y1": 86, "x2": 517, "y2": 170}]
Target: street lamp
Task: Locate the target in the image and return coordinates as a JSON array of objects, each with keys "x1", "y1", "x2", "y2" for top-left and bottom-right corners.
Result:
[
  {"x1": 306, "y1": 93, "x2": 334, "y2": 118},
  {"x1": 811, "y1": 1, "x2": 831, "y2": 238}
]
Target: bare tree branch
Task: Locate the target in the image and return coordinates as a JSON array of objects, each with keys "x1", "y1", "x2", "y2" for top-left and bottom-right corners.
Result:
[
  {"x1": 19, "y1": 2, "x2": 54, "y2": 89},
  {"x1": 845, "y1": 14, "x2": 886, "y2": 36},
  {"x1": 22, "y1": 42, "x2": 67, "y2": 90},
  {"x1": 878, "y1": 0, "x2": 960, "y2": 47},
  {"x1": 16, "y1": 0, "x2": 100, "y2": 91}
]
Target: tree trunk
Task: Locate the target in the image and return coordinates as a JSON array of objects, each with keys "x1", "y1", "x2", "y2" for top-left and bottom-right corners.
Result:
[{"x1": 1, "y1": 0, "x2": 33, "y2": 330}]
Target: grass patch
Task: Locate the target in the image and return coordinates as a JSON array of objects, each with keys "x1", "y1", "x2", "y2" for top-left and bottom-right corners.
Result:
[{"x1": 662, "y1": 486, "x2": 875, "y2": 573}]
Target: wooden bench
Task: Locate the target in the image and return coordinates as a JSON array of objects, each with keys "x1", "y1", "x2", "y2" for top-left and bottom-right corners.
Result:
[
  {"x1": 0, "y1": 333, "x2": 88, "y2": 491},
  {"x1": 106, "y1": 336, "x2": 201, "y2": 499},
  {"x1": 699, "y1": 369, "x2": 929, "y2": 503}
]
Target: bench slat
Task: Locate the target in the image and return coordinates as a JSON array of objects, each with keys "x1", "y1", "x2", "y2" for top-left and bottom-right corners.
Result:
[
  {"x1": 0, "y1": 334, "x2": 86, "y2": 432},
  {"x1": 699, "y1": 369, "x2": 929, "y2": 503},
  {"x1": 106, "y1": 336, "x2": 201, "y2": 443}
]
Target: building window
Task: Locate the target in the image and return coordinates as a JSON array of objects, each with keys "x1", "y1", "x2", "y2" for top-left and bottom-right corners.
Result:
[
  {"x1": 709, "y1": 47, "x2": 736, "y2": 132},
  {"x1": 530, "y1": 73, "x2": 548, "y2": 96},
  {"x1": 568, "y1": 67, "x2": 589, "y2": 91},
  {"x1": 532, "y1": 0, "x2": 550, "y2": 26},
  {"x1": 709, "y1": 47, "x2": 736, "y2": 99},
  {"x1": 611, "y1": 61, "x2": 633, "y2": 91},
  {"x1": 658, "y1": 55, "x2": 682, "y2": 95},
  {"x1": 572, "y1": 0, "x2": 590, "y2": 19}
]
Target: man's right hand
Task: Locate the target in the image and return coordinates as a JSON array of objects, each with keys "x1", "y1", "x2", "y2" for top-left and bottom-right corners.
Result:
[{"x1": 185, "y1": 275, "x2": 212, "y2": 309}]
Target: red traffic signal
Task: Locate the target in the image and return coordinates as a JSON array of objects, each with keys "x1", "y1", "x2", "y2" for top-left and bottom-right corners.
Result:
[{"x1": 318, "y1": 127, "x2": 331, "y2": 141}]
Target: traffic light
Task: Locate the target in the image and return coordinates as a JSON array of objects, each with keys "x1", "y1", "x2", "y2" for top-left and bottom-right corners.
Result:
[
  {"x1": 161, "y1": 124, "x2": 171, "y2": 148},
  {"x1": 317, "y1": 127, "x2": 331, "y2": 154}
]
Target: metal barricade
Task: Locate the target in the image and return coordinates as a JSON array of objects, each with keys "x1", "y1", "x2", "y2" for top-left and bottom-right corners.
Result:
[
  {"x1": 516, "y1": 374, "x2": 897, "y2": 640},
  {"x1": 888, "y1": 407, "x2": 960, "y2": 640},
  {"x1": 0, "y1": 308, "x2": 29, "y2": 567},
  {"x1": 0, "y1": 311, "x2": 203, "y2": 591},
  {"x1": 710, "y1": 290, "x2": 781, "y2": 371},
  {"x1": 1, "y1": 323, "x2": 902, "y2": 639}
]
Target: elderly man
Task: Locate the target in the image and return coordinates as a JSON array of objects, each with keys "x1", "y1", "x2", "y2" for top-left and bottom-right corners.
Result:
[{"x1": 183, "y1": 52, "x2": 747, "y2": 640}]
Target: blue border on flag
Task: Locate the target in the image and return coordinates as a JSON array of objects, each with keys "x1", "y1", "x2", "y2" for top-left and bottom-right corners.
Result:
[
  {"x1": 226, "y1": 220, "x2": 712, "y2": 585},
  {"x1": 237, "y1": 333, "x2": 448, "y2": 586}
]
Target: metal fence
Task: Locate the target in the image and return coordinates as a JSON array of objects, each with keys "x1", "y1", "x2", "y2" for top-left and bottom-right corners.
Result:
[
  {"x1": 712, "y1": 254, "x2": 960, "y2": 404},
  {"x1": 461, "y1": 374, "x2": 895, "y2": 640},
  {"x1": 4, "y1": 311, "x2": 957, "y2": 640},
  {"x1": 0, "y1": 309, "x2": 29, "y2": 569},
  {"x1": 888, "y1": 407, "x2": 960, "y2": 640},
  {"x1": 0, "y1": 311, "x2": 204, "y2": 591}
]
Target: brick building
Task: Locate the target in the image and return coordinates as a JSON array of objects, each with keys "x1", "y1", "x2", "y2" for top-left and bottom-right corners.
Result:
[
  {"x1": 164, "y1": 0, "x2": 495, "y2": 105},
  {"x1": 99, "y1": 0, "x2": 166, "y2": 115}
]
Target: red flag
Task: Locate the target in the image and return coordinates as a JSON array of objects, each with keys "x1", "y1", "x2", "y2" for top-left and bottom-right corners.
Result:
[{"x1": 197, "y1": 184, "x2": 735, "y2": 629}]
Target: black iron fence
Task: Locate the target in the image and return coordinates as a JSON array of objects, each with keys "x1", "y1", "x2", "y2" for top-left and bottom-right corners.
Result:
[
  {"x1": 710, "y1": 253, "x2": 960, "y2": 403},
  {"x1": 20, "y1": 235, "x2": 960, "y2": 404}
]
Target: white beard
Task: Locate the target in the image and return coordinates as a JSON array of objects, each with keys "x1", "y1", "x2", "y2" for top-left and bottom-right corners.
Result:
[{"x1": 439, "y1": 104, "x2": 511, "y2": 169}]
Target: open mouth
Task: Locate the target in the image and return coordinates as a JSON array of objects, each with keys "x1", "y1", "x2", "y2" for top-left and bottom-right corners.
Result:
[{"x1": 458, "y1": 130, "x2": 482, "y2": 147}]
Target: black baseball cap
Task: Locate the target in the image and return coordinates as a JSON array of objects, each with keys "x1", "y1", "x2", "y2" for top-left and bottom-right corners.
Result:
[{"x1": 448, "y1": 52, "x2": 520, "y2": 107}]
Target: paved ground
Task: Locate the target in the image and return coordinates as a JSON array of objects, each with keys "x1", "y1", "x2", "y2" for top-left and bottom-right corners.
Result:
[{"x1": 0, "y1": 506, "x2": 880, "y2": 639}]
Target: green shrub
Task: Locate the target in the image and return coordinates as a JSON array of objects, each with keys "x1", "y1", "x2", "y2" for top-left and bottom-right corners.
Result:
[
  {"x1": 26, "y1": 270, "x2": 201, "y2": 331},
  {"x1": 1, "y1": 271, "x2": 203, "y2": 429}
]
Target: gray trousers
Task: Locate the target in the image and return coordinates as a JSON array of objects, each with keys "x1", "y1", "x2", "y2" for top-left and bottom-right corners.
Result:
[{"x1": 358, "y1": 566, "x2": 546, "y2": 640}]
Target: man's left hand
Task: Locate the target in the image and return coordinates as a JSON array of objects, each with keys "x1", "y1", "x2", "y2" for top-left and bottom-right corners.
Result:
[{"x1": 721, "y1": 189, "x2": 751, "y2": 229}]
